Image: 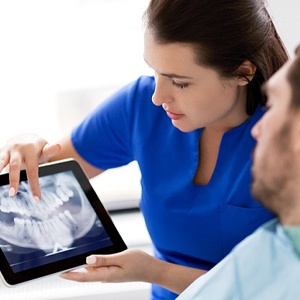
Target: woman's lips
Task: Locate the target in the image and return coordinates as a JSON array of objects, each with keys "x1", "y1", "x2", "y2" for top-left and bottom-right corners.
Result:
[{"x1": 166, "y1": 111, "x2": 184, "y2": 120}]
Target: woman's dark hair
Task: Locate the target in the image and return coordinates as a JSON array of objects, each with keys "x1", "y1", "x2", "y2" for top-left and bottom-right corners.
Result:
[
  {"x1": 288, "y1": 45, "x2": 300, "y2": 108},
  {"x1": 144, "y1": 0, "x2": 289, "y2": 115}
]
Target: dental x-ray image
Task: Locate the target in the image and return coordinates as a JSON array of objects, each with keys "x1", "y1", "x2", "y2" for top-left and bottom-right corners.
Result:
[{"x1": 0, "y1": 170, "x2": 113, "y2": 273}]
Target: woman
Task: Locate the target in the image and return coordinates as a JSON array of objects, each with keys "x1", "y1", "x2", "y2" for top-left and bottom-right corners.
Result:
[{"x1": 0, "y1": 0, "x2": 288, "y2": 299}]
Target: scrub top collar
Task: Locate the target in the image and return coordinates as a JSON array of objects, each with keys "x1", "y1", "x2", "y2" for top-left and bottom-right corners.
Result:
[{"x1": 283, "y1": 225, "x2": 300, "y2": 257}]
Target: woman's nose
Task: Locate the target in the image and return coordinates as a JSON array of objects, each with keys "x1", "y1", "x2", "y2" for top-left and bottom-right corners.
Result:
[
  {"x1": 251, "y1": 119, "x2": 261, "y2": 140},
  {"x1": 152, "y1": 88, "x2": 164, "y2": 106},
  {"x1": 152, "y1": 76, "x2": 173, "y2": 106}
]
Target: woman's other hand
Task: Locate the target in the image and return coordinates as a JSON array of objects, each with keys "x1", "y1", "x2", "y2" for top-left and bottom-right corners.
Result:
[
  {"x1": 60, "y1": 249, "x2": 206, "y2": 294},
  {"x1": 60, "y1": 249, "x2": 155, "y2": 283}
]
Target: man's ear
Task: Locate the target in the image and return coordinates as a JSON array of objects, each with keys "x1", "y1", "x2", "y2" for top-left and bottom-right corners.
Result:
[{"x1": 236, "y1": 60, "x2": 257, "y2": 86}]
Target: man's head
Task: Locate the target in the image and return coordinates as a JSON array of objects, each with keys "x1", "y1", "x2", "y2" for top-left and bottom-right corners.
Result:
[{"x1": 251, "y1": 45, "x2": 300, "y2": 225}]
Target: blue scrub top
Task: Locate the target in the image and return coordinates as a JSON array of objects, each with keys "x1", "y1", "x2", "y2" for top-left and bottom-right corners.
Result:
[{"x1": 71, "y1": 76, "x2": 274, "y2": 299}]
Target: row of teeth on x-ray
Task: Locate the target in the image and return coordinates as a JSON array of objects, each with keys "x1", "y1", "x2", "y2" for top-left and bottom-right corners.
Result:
[
  {"x1": 0, "y1": 209, "x2": 78, "y2": 250},
  {"x1": 12, "y1": 210, "x2": 77, "y2": 240},
  {"x1": 0, "y1": 185, "x2": 74, "y2": 221},
  {"x1": 0, "y1": 174, "x2": 98, "y2": 251}
]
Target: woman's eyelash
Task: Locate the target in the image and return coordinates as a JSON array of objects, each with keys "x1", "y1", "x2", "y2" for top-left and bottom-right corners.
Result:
[{"x1": 172, "y1": 81, "x2": 189, "y2": 89}]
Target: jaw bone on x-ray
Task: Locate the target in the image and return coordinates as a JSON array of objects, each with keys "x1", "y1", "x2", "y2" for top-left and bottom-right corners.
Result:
[{"x1": 0, "y1": 171, "x2": 99, "y2": 255}]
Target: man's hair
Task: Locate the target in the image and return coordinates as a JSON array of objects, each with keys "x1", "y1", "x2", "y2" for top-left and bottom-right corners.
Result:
[{"x1": 287, "y1": 45, "x2": 300, "y2": 108}]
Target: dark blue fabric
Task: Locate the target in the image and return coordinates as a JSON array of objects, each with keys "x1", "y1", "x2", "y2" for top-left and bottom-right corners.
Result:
[{"x1": 71, "y1": 76, "x2": 274, "y2": 300}]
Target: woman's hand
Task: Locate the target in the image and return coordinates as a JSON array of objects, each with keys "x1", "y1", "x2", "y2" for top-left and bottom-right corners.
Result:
[
  {"x1": 0, "y1": 133, "x2": 61, "y2": 201},
  {"x1": 60, "y1": 249, "x2": 156, "y2": 283},
  {"x1": 60, "y1": 249, "x2": 206, "y2": 295}
]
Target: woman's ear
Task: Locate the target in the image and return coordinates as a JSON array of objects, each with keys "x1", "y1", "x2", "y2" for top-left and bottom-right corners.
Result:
[{"x1": 236, "y1": 60, "x2": 257, "y2": 86}]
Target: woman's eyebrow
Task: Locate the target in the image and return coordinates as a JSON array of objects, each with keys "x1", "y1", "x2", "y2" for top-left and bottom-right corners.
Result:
[
  {"x1": 160, "y1": 73, "x2": 193, "y2": 79},
  {"x1": 143, "y1": 58, "x2": 193, "y2": 79}
]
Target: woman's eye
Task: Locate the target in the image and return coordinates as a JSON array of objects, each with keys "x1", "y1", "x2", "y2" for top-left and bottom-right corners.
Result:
[{"x1": 172, "y1": 81, "x2": 189, "y2": 89}]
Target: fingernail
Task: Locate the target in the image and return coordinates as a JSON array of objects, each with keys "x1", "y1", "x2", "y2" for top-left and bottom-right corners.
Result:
[
  {"x1": 33, "y1": 196, "x2": 40, "y2": 203},
  {"x1": 86, "y1": 256, "x2": 96, "y2": 265},
  {"x1": 8, "y1": 187, "x2": 15, "y2": 197}
]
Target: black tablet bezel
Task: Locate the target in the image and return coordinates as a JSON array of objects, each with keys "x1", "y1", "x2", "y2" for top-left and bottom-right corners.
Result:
[{"x1": 0, "y1": 159, "x2": 127, "y2": 286}]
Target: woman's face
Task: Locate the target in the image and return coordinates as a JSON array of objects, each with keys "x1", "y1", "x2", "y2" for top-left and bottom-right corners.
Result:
[{"x1": 144, "y1": 29, "x2": 249, "y2": 132}]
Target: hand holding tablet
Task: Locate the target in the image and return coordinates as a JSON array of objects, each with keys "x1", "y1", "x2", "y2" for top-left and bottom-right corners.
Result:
[{"x1": 0, "y1": 159, "x2": 127, "y2": 287}]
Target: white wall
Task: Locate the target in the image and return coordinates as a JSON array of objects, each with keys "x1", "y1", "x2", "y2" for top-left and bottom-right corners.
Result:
[
  {"x1": 0, "y1": 0, "x2": 150, "y2": 145},
  {"x1": 267, "y1": 0, "x2": 300, "y2": 57}
]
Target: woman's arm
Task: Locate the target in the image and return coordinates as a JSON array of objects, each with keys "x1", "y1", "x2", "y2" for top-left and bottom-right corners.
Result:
[
  {"x1": 51, "y1": 135, "x2": 104, "y2": 178},
  {"x1": 60, "y1": 249, "x2": 206, "y2": 295}
]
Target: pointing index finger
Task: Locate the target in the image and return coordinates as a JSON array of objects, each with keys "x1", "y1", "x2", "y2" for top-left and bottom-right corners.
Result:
[{"x1": 25, "y1": 157, "x2": 42, "y2": 202}]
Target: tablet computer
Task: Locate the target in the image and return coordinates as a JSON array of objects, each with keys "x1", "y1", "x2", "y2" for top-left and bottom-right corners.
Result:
[{"x1": 0, "y1": 159, "x2": 127, "y2": 287}]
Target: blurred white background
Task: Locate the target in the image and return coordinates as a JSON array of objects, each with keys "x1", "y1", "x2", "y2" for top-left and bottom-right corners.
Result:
[{"x1": 0, "y1": 0, "x2": 150, "y2": 144}]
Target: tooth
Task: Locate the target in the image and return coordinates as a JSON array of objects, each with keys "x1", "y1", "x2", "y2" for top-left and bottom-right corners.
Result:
[
  {"x1": 31, "y1": 219, "x2": 42, "y2": 239},
  {"x1": 24, "y1": 196, "x2": 42, "y2": 219},
  {"x1": 47, "y1": 219, "x2": 66, "y2": 243},
  {"x1": 36, "y1": 221, "x2": 45, "y2": 235},
  {"x1": 0, "y1": 220, "x2": 13, "y2": 236},
  {"x1": 58, "y1": 184, "x2": 74, "y2": 198},
  {"x1": 14, "y1": 198, "x2": 27, "y2": 216},
  {"x1": 43, "y1": 192, "x2": 60, "y2": 210},
  {"x1": 64, "y1": 210, "x2": 77, "y2": 226},
  {"x1": 22, "y1": 198, "x2": 33, "y2": 217},
  {"x1": 43, "y1": 216, "x2": 73, "y2": 248},
  {"x1": 47, "y1": 218, "x2": 60, "y2": 234},
  {"x1": 25, "y1": 219, "x2": 33, "y2": 238},
  {"x1": 48, "y1": 191, "x2": 64, "y2": 206},
  {"x1": 59, "y1": 212, "x2": 71, "y2": 227},
  {"x1": 1, "y1": 197, "x2": 11, "y2": 213},
  {"x1": 30, "y1": 220, "x2": 52, "y2": 250},
  {"x1": 14, "y1": 218, "x2": 25, "y2": 238},
  {"x1": 14, "y1": 217, "x2": 25, "y2": 226},
  {"x1": 43, "y1": 218, "x2": 54, "y2": 233},
  {"x1": 59, "y1": 212, "x2": 78, "y2": 233},
  {"x1": 54, "y1": 215, "x2": 71, "y2": 234},
  {"x1": 12, "y1": 198, "x2": 21, "y2": 213},
  {"x1": 15, "y1": 195, "x2": 33, "y2": 217},
  {"x1": 64, "y1": 210, "x2": 79, "y2": 233},
  {"x1": 8, "y1": 199, "x2": 18, "y2": 214},
  {"x1": 56, "y1": 186, "x2": 69, "y2": 202},
  {"x1": 30, "y1": 203, "x2": 48, "y2": 221},
  {"x1": 42, "y1": 220, "x2": 52, "y2": 237},
  {"x1": 39, "y1": 195, "x2": 51, "y2": 211},
  {"x1": 34, "y1": 197, "x2": 53, "y2": 220}
]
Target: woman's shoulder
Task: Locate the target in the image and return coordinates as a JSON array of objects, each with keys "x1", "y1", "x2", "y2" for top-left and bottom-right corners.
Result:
[
  {"x1": 107, "y1": 75, "x2": 155, "y2": 108},
  {"x1": 250, "y1": 105, "x2": 265, "y2": 123},
  {"x1": 126, "y1": 75, "x2": 155, "y2": 95}
]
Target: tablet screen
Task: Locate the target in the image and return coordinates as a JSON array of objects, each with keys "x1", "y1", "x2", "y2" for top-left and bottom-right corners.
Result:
[{"x1": 0, "y1": 159, "x2": 127, "y2": 286}]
